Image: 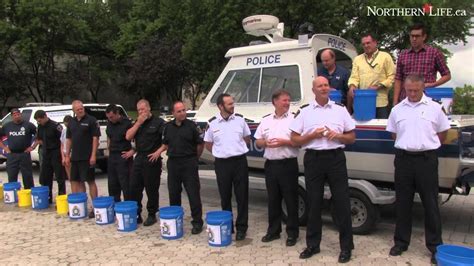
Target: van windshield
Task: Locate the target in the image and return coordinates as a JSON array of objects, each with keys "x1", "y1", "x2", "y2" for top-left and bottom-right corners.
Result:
[
  {"x1": 85, "y1": 106, "x2": 128, "y2": 125},
  {"x1": 211, "y1": 65, "x2": 301, "y2": 103}
]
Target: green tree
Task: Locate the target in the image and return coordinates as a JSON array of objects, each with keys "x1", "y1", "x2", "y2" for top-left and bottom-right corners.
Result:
[{"x1": 452, "y1": 85, "x2": 474, "y2": 115}]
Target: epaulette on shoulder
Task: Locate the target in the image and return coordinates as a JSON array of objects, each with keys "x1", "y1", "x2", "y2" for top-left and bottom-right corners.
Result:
[
  {"x1": 262, "y1": 113, "x2": 271, "y2": 118},
  {"x1": 335, "y1": 102, "x2": 345, "y2": 107},
  {"x1": 299, "y1": 104, "x2": 309, "y2": 109},
  {"x1": 235, "y1": 113, "x2": 243, "y2": 118},
  {"x1": 208, "y1": 116, "x2": 216, "y2": 123},
  {"x1": 432, "y1": 98, "x2": 442, "y2": 105}
]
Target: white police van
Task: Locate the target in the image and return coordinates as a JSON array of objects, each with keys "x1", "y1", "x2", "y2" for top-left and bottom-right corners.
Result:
[
  {"x1": 195, "y1": 15, "x2": 474, "y2": 234},
  {"x1": 0, "y1": 103, "x2": 128, "y2": 173}
]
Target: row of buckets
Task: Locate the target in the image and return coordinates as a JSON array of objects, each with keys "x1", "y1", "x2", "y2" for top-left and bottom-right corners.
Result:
[
  {"x1": 329, "y1": 87, "x2": 454, "y2": 120},
  {"x1": 1, "y1": 182, "x2": 233, "y2": 247}
]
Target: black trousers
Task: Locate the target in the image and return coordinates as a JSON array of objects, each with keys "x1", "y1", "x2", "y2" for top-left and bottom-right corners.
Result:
[
  {"x1": 167, "y1": 156, "x2": 203, "y2": 227},
  {"x1": 6, "y1": 152, "x2": 34, "y2": 189},
  {"x1": 394, "y1": 149, "x2": 442, "y2": 253},
  {"x1": 40, "y1": 148, "x2": 66, "y2": 202},
  {"x1": 108, "y1": 152, "x2": 132, "y2": 202},
  {"x1": 304, "y1": 149, "x2": 353, "y2": 251},
  {"x1": 214, "y1": 154, "x2": 249, "y2": 233},
  {"x1": 264, "y1": 158, "x2": 299, "y2": 238},
  {"x1": 130, "y1": 153, "x2": 161, "y2": 217}
]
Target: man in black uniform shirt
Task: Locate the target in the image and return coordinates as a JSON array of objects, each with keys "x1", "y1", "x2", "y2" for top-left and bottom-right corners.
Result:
[
  {"x1": 0, "y1": 108, "x2": 36, "y2": 189},
  {"x1": 33, "y1": 110, "x2": 66, "y2": 203},
  {"x1": 64, "y1": 100, "x2": 100, "y2": 218},
  {"x1": 105, "y1": 104, "x2": 134, "y2": 202},
  {"x1": 126, "y1": 99, "x2": 166, "y2": 226},
  {"x1": 159, "y1": 101, "x2": 204, "y2": 234}
]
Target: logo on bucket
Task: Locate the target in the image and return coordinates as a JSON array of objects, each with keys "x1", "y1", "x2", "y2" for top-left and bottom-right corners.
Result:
[
  {"x1": 4, "y1": 191, "x2": 11, "y2": 202},
  {"x1": 160, "y1": 219, "x2": 177, "y2": 237}
]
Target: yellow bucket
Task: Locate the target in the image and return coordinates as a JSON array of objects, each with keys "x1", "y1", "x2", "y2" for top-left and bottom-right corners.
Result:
[
  {"x1": 56, "y1": 195, "x2": 68, "y2": 215},
  {"x1": 18, "y1": 189, "x2": 32, "y2": 207},
  {"x1": 0, "y1": 184, "x2": 3, "y2": 200}
]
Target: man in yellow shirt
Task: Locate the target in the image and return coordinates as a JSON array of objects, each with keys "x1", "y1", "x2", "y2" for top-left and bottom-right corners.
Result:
[{"x1": 348, "y1": 34, "x2": 395, "y2": 118}]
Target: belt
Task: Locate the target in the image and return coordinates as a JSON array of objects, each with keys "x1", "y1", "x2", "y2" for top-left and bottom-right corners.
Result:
[
  {"x1": 306, "y1": 148, "x2": 343, "y2": 156},
  {"x1": 168, "y1": 154, "x2": 197, "y2": 159},
  {"x1": 9, "y1": 150, "x2": 25, "y2": 153},
  {"x1": 396, "y1": 149, "x2": 436, "y2": 157},
  {"x1": 266, "y1": 157, "x2": 297, "y2": 163},
  {"x1": 215, "y1": 154, "x2": 246, "y2": 161}
]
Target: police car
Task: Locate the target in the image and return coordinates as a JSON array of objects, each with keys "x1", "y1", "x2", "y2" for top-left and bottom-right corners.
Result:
[
  {"x1": 195, "y1": 15, "x2": 474, "y2": 234},
  {"x1": 0, "y1": 103, "x2": 128, "y2": 173}
]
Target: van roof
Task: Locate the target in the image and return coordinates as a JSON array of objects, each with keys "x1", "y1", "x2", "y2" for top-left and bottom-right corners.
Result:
[
  {"x1": 226, "y1": 34, "x2": 358, "y2": 59},
  {"x1": 17, "y1": 103, "x2": 118, "y2": 112}
]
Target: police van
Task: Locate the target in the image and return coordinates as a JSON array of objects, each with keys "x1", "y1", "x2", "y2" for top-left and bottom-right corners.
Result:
[
  {"x1": 195, "y1": 15, "x2": 474, "y2": 234},
  {"x1": 0, "y1": 103, "x2": 128, "y2": 173}
]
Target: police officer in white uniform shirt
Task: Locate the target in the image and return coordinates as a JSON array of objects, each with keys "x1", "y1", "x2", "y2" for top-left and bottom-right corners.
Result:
[
  {"x1": 204, "y1": 93, "x2": 251, "y2": 241},
  {"x1": 254, "y1": 89, "x2": 299, "y2": 247},
  {"x1": 290, "y1": 76, "x2": 355, "y2": 263},
  {"x1": 386, "y1": 74, "x2": 450, "y2": 265}
]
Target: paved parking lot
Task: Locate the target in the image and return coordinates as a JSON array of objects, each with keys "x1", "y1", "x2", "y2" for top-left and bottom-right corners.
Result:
[{"x1": 0, "y1": 164, "x2": 472, "y2": 265}]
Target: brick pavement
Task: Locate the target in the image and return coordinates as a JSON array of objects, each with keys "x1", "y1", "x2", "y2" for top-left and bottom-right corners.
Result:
[{"x1": 0, "y1": 166, "x2": 472, "y2": 265}]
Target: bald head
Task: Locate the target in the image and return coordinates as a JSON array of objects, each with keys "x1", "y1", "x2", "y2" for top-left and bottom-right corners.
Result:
[
  {"x1": 320, "y1": 49, "x2": 336, "y2": 70},
  {"x1": 312, "y1": 76, "x2": 330, "y2": 102}
]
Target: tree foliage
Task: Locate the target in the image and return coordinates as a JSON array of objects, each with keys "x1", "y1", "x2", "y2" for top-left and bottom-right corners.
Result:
[{"x1": 0, "y1": 0, "x2": 472, "y2": 111}]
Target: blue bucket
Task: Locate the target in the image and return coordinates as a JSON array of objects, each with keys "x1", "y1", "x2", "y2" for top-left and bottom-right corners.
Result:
[
  {"x1": 92, "y1": 196, "x2": 115, "y2": 225},
  {"x1": 206, "y1": 210, "x2": 233, "y2": 247},
  {"x1": 68, "y1": 192, "x2": 88, "y2": 219},
  {"x1": 353, "y1": 89, "x2": 377, "y2": 120},
  {"x1": 31, "y1": 186, "x2": 49, "y2": 210},
  {"x1": 329, "y1": 90, "x2": 342, "y2": 103},
  {"x1": 115, "y1": 201, "x2": 138, "y2": 232},
  {"x1": 3, "y1": 182, "x2": 21, "y2": 204},
  {"x1": 159, "y1": 206, "x2": 184, "y2": 240},
  {"x1": 436, "y1": 244, "x2": 474, "y2": 266}
]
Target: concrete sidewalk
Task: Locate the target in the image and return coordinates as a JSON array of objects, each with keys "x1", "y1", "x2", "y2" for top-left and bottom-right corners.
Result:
[{"x1": 0, "y1": 167, "x2": 472, "y2": 265}]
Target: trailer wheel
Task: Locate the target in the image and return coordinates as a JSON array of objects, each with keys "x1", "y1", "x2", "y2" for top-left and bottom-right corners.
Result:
[
  {"x1": 331, "y1": 189, "x2": 378, "y2": 235},
  {"x1": 282, "y1": 185, "x2": 308, "y2": 226}
]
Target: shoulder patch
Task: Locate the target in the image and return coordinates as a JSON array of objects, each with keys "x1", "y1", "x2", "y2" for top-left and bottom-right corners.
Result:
[
  {"x1": 235, "y1": 113, "x2": 243, "y2": 118},
  {"x1": 432, "y1": 98, "x2": 442, "y2": 105},
  {"x1": 335, "y1": 102, "x2": 345, "y2": 107},
  {"x1": 299, "y1": 104, "x2": 309, "y2": 109},
  {"x1": 208, "y1": 116, "x2": 216, "y2": 123},
  {"x1": 294, "y1": 110, "x2": 301, "y2": 118},
  {"x1": 262, "y1": 113, "x2": 271, "y2": 118}
]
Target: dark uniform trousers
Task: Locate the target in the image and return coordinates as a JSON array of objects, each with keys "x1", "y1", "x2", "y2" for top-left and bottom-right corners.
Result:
[
  {"x1": 108, "y1": 152, "x2": 133, "y2": 202},
  {"x1": 304, "y1": 149, "x2": 353, "y2": 250},
  {"x1": 214, "y1": 154, "x2": 249, "y2": 233},
  {"x1": 6, "y1": 152, "x2": 34, "y2": 189},
  {"x1": 167, "y1": 156, "x2": 203, "y2": 227},
  {"x1": 394, "y1": 149, "x2": 442, "y2": 253},
  {"x1": 264, "y1": 157, "x2": 299, "y2": 238},
  {"x1": 40, "y1": 148, "x2": 66, "y2": 202},
  {"x1": 130, "y1": 153, "x2": 161, "y2": 217}
]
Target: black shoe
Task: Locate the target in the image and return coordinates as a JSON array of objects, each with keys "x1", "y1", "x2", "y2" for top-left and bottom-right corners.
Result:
[
  {"x1": 261, "y1": 234, "x2": 280, "y2": 243},
  {"x1": 143, "y1": 216, "x2": 157, "y2": 226},
  {"x1": 338, "y1": 250, "x2": 352, "y2": 263},
  {"x1": 286, "y1": 236, "x2": 297, "y2": 247},
  {"x1": 88, "y1": 211, "x2": 95, "y2": 219},
  {"x1": 236, "y1": 231, "x2": 246, "y2": 241},
  {"x1": 191, "y1": 226, "x2": 203, "y2": 235},
  {"x1": 299, "y1": 246, "x2": 320, "y2": 259},
  {"x1": 431, "y1": 253, "x2": 437, "y2": 265},
  {"x1": 137, "y1": 215, "x2": 143, "y2": 224},
  {"x1": 389, "y1": 245, "x2": 408, "y2": 256}
]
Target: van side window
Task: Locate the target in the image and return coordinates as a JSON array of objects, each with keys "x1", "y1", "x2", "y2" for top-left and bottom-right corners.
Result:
[{"x1": 211, "y1": 65, "x2": 301, "y2": 103}]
